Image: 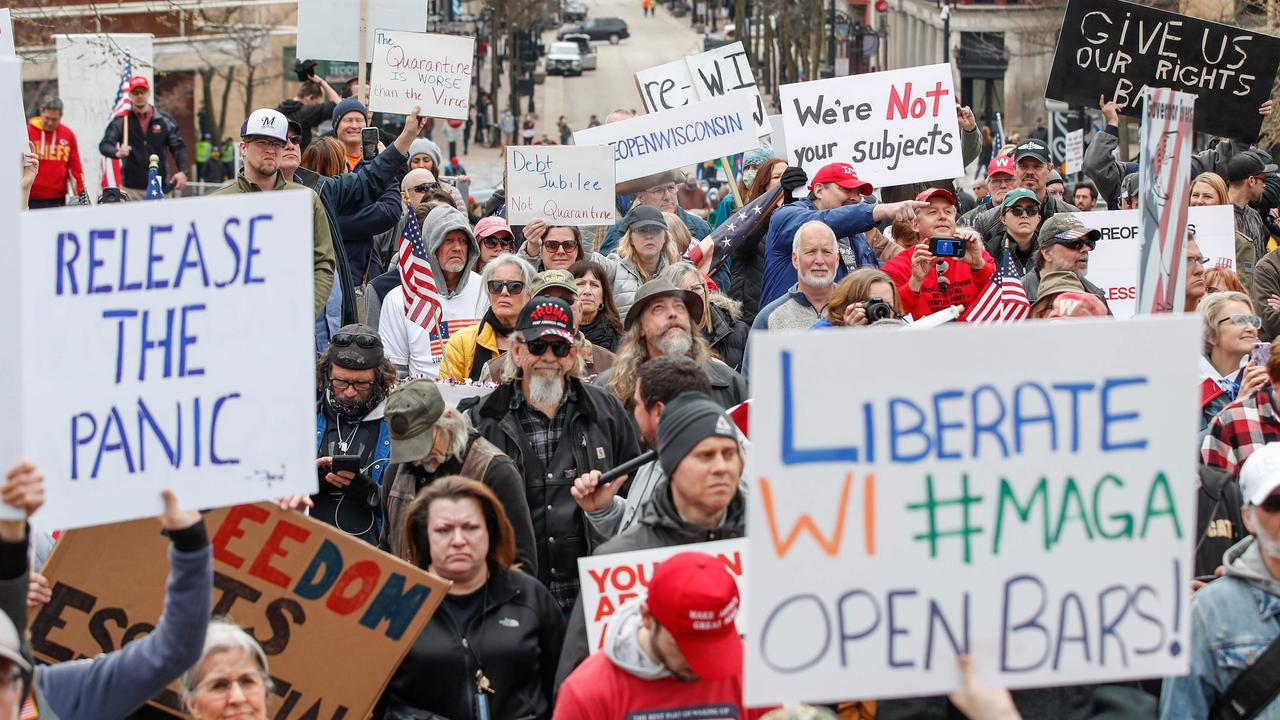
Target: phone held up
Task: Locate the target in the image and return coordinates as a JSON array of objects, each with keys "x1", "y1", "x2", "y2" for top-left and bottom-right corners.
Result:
[
  {"x1": 1252, "y1": 341, "x2": 1272, "y2": 368},
  {"x1": 360, "y1": 127, "x2": 380, "y2": 162},
  {"x1": 929, "y1": 236, "x2": 967, "y2": 259}
]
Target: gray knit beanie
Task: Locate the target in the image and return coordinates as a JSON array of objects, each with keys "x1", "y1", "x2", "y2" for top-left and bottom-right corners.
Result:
[{"x1": 657, "y1": 392, "x2": 739, "y2": 478}]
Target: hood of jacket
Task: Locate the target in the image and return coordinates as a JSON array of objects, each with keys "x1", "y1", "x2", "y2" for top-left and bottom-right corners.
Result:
[
  {"x1": 636, "y1": 478, "x2": 747, "y2": 538},
  {"x1": 423, "y1": 204, "x2": 480, "y2": 298},
  {"x1": 408, "y1": 137, "x2": 443, "y2": 170},
  {"x1": 602, "y1": 596, "x2": 670, "y2": 680},
  {"x1": 708, "y1": 292, "x2": 742, "y2": 322},
  {"x1": 1224, "y1": 535, "x2": 1280, "y2": 596}
]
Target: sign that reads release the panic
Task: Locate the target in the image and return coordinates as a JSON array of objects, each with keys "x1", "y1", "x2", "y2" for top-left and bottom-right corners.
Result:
[
  {"x1": 369, "y1": 29, "x2": 474, "y2": 119},
  {"x1": 18, "y1": 193, "x2": 317, "y2": 530},
  {"x1": 505, "y1": 145, "x2": 615, "y2": 226},
  {"x1": 779, "y1": 63, "x2": 964, "y2": 187},
  {"x1": 744, "y1": 318, "x2": 1198, "y2": 705}
]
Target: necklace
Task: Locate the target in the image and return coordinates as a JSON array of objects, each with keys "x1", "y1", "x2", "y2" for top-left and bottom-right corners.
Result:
[{"x1": 334, "y1": 413, "x2": 361, "y2": 453}]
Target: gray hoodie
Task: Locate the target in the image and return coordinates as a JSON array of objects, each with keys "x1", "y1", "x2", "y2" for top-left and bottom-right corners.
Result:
[
  {"x1": 423, "y1": 204, "x2": 481, "y2": 299},
  {"x1": 602, "y1": 597, "x2": 670, "y2": 681},
  {"x1": 1224, "y1": 535, "x2": 1280, "y2": 595}
]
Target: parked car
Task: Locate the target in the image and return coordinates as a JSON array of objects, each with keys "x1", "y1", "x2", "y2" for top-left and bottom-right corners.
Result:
[
  {"x1": 545, "y1": 41, "x2": 585, "y2": 76},
  {"x1": 560, "y1": 33, "x2": 597, "y2": 70},
  {"x1": 557, "y1": 17, "x2": 629, "y2": 43},
  {"x1": 563, "y1": 1, "x2": 588, "y2": 22}
]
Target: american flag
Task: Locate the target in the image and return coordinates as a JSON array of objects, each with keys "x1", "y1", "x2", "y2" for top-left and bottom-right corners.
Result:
[
  {"x1": 702, "y1": 184, "x2": 784, "y2": 274},
  {"x1": 100, "y1": 53, "x2": 133, "y2": 190},
  {"x1": 398, "y1": 212, "x2": 444, "y2": 333},
  {"x1": 145, "y1": 159, "x2": 164, "y2": 200},
  {"x1": 961, "y1": 248, "x2": 1030, "y2": 323}
]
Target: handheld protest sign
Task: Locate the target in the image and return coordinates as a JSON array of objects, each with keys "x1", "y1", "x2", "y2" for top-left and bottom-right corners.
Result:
[
  {"x1": 1045, "y1": 0, "x2": 1280, "y2": 141},
  {"x1": 1064, "y1": 129, "x2": 1083, "y2": 176},
  {"x1": 779, "y1": 63, "x2": 964, "y2": 188},
  {"x1": 635, "y1": 44, "x2": 768, "y2": 137},
  {"x1": 577, "y1": 538, "x2": 746, "y2": 654},
  {"x1": 18, "y1": 193, "x2": 317, "y2": 530},
  {"x1": 744, "y1": 317, "x2": 1199, "y2": 705},
  {"x1": 1136, "y1": 88, "x2": 1195, "y2": 316},
  {"x1": 505, "y1": 145, "x2": 615, "y2": 226},
  {"x1": 32, "y1": 503, "x2": 450, "y2": 718},
  {"x1": 635, "y1": 58, "x2": 699, "y2": 114},
  {"x1": 368, "y1": 29, "x2": 474, "y2": 119},
  {"x1": 296, "y1": 0, "x2": 427, "y2": 64}
]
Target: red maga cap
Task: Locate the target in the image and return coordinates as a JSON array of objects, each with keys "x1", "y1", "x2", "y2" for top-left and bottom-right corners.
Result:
[
  {"x1": 809, "y1": 162, "x2": 874, "y2": 194},
  {"x1": 646, "y1": 552, "x2": 742, "y2": 681},
  {"x1": 915, "y1": 187, "x2": 957, "y2": 205},
  {"x1": 127, "y1": 76, "x2": 150, "y2": 92}
]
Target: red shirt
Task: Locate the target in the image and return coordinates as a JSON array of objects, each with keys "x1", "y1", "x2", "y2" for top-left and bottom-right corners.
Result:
[
  {"x1": 882, "y1": 245, "x2": 996, "y2": 320},
  {"x1": 27, "y1": 118, "x2": 85, "y2": 199},
  {"x1": 554, "y1": 652, "x2": 771, "y2": 720}
]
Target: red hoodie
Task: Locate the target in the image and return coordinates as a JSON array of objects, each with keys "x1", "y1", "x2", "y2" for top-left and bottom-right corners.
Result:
[
  {"x1": 28, "y1": 117, "x2": 85, "y2": 200},
  {"x1": 882, "y1": 244, "x2": 996, "y2": 320},
  {"x1": 554, "y1": 651, "x2": 771, "y2": 720}
]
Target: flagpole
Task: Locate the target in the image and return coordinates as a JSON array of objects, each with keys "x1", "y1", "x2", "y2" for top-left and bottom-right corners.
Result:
[
  {"x1": 721, "y1": 155, "x2": 744, "y2": 209},
  {"x1": 358, "y1": 0, "x2": 369, "y2": 105}
]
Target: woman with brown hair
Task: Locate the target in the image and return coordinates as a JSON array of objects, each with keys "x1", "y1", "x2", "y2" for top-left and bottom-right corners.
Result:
[
  {"x1": 519, "y1": 218, "x2": 586, "y2": 270},
  {"x1": 815, "y1": 268, "x2": 903, "y2": 328},
  {"x1": 571, "y1": 260, "x2": 624, "y2": 351},
  {"x1": 300, "y1": 136, "x2": 347, "y2": 178},
  {"x1": 1191, "y1": 171, "x2": 1255, "y2": 291},
  {"x1": 379, "y1": 476, "x2": 564, "y2": 720}
]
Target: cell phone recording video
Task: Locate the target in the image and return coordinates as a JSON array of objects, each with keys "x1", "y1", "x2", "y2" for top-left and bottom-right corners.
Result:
[{"x1": 929, "y1": 236, "x2": 966, "y2": 258}]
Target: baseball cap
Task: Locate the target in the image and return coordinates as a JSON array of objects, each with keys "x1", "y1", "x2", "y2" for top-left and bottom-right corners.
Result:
[
  {"x1": 1031, "y1": 271, "x2": 1088, "y2": 314},
  {"x1": 1119, "y1": 173, "x2": 1140, "y2": 200},
  {"x1": 1240, "y1": 443, "x2": 1280, "y2": 505},
  {"x1": 1047, "y1": 170, "x2": 1064, "y2": 187},
  {"x1": 516, "y1": 297, "x2": 576, "y2": 344},
  {"x1": 1013, "y1": 139, "x2": 1051, "y2": 164},
  {"x1": 385, "y1": 379, "x2": 446, "y2": 464},
  {"x1": 624, "y1": 204, "x2": 667, "y2": 233},
  {"x1": 240, "y1": 108, "x2": 289, "y2": 143},
  {"x1": 1046, "y1": 291, "x2": 1109, "y2": 319},
  {"x1": 646, "y1": 551, "x2": 742, "y2": 681},
  {"x1": 809, "y1": 163, "x2": 874, "y2": 194},
  {"x1": 915, "y1": 187, "x2": 956, "y2": 205},
  {"x1": 987, "y1": 155, "x2": 1015, "y2": 178},
  {"x1": 329, "y1": 324, "x2": 384, "y2": 370},
  {"x1": 127, "y1": 76, "x2": 150, "y2": 92},
  {"x1": 286, "y1": 119, "x2": 303, "y2": 141},
  {"x1": 0, "y1": 611, "x2": 30, "y2": 675},
  {"x1": 531, "y1": 269, "x2": 577, "y2": 298},
  {"x1": 1038, "y1": 214, "x2": 1101, "y2": 247},
  {"x1": 1227, "y1": 151, "x2": 1278, "y2": 182},
  {"x1": 474, "y1": 216, "x2": 513, "y2": 239},
  {"x1": 1001, "y1": 188, "x2": 1040, "y2": 210}
]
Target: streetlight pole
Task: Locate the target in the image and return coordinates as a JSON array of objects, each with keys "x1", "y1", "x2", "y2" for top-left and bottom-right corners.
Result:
[
  {"x1": 828, "y1": 0, "x2": 836, "y2": 75},
  {"x1": 939, "y1": 1, "x2": 950, "y2": 64}
]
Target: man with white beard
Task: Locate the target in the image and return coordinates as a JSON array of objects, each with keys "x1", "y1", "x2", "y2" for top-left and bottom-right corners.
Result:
[
  {"x1": 597, "y1": 278, "x2": 749, "y2": 411},
  {"x1": 469, "y1": 297, "x2": 640, "y2": 611},
  {"x1": 752, "y1": 221, "x2": 840, "y2": 333}
]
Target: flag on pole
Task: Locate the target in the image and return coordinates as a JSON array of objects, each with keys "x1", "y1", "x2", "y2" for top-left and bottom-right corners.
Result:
[
  {"x1": 145, "y1": 154, "x2": 164, "y2": 200},
  {"x1": 961, "y1": 248, "x2": 1030, "y2": 324},
  {"x1": 397, "y1": 212, "x2": 444, "y2": 334},
  {"x1": 702, "y1": 184, "x2": 784, "y2": 274},
  {"x1": 100, "y1": 53, "x2": 133, "y2": 191}
]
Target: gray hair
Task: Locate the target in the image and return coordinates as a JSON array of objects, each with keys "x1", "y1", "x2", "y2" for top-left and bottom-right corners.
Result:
[
  {"x1": 1199, "y1": 290, "x2": 1253, "y2": 356},
  {"x1": 433, "y1": 407, "x2": 472, "y2": 462},
  {"x1": 480, "y1": 252, "x2": 536, "y2": 287},
  {"x1": 180, "y1": 619, "x2": 271, "y2": 699},
  {"x1": 792, "y1": 220, "x2": 837, "y2": 255},
  {"x1": 40, "y1": 97, "x2": 63, "y2": 113},
  {"x1": 500, "y1": 333, "x2": 587, "y2": 381},
  {"x1": 658, "y1": 262, "x2": 700, "y2": 288}
]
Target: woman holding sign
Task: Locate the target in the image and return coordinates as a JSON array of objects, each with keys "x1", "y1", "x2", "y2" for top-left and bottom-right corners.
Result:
[{"x1": 380, "y1": 476, "x2": 564, "y2": 720}]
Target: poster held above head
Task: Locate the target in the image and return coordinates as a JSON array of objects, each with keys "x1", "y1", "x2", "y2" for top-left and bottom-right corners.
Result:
[
  {"x1": 1137, "y1": 88, "x2": 1196, "y2": 315},
  {"x1": 1044, "y1": 0, "x2": 1280, "y2": 141},
  {"x1": 779, "y1": 63, "x2": 965, "y2": 187},
  {"x1": 296, "y1": 0, "x2": 428, "y2": 63},
  {"x1": 635, "y1": 58, "x2": 699, "y2": 114},
  {"x1": 635, "y1": 42, "x2": 769, "y2": 137},
  {"x1": 368, "y1": 29, "x2": 474, "y2": 119},
  {"x1": 1064, "y1": 129, "x2": 1084, "y2": 175},
  {"x1": 505, "y1": 145, "x2": 616, "y2": 226}
]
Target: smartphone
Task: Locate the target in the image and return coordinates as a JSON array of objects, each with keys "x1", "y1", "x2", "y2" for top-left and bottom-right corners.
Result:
[
  {"x1": 1252, "y1": 341, "x2": 1271, "y2": 367},
  {"x1": 360, "y1": 127, "x2": 380, "y2": 161},
  {"x1": 330, "y1": 454, "x2": 363, "y2": 474},
  {"x1": 1193, "y1": 575, "x2": 1219, "y2": 584},
  {"x1": 929, "y1": 236, "x2": 967, "y2": 258}
]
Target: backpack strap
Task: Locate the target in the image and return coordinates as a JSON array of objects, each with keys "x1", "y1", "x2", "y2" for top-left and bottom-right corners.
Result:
[{"x1": 1212, "y1": 624, "x2": 1280, "y2": 720}]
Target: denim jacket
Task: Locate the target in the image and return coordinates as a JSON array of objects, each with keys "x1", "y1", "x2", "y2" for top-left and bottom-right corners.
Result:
[{"x1": 1160, "y1": 537, "x2": 1280, "y2": 719}]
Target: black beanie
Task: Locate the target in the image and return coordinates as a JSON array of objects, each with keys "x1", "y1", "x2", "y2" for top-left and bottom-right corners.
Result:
[{"x1": 658, "y1": 392, "x2": 739, "y2": 478}]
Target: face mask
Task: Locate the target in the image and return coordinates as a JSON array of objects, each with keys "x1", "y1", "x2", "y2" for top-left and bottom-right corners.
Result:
[
  {"x1": 742, "y1": 168, "x2": 758, "y2": 186},
  {"x1": 327, "y1": 387, "x2": 378, "y2": 418}
]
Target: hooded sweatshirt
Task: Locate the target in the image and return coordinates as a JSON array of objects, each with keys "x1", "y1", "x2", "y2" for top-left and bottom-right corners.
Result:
[
  {"x1": 28, "y1": 117, "x2": 85, "y2": 200},
  {"x1": 377, "y1": 204, "x2": 488, "y2": 378}
]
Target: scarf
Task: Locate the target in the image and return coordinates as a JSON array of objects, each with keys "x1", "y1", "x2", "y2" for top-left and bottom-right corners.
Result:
[
  {"x1": 579, "y1": 313, "x2": 620, "y2": 352},
  {"x1": 470, "y1": 309, "x2": 514, "y2": 381}
]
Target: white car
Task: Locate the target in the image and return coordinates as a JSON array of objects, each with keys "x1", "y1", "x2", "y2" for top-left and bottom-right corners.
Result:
[
  {"x1": 546, "y1": 41, "x2": 584, "y2": 76},
  {"x1": 560, "y1": 33, "x2": 597, "y2": 71}
]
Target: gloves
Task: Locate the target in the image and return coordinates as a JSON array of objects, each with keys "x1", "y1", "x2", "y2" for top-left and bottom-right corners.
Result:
[{"x1": 780, "y1": 167, "x2": 808, "y2": 204}]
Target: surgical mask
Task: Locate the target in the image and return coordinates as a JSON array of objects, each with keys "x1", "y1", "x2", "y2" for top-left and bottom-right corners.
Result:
[{"x1": 742, "y1": 167, "x2": 758, "y2": 186}]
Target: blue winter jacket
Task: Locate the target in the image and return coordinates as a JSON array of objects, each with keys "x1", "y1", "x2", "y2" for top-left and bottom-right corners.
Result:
[{"x1": 758, "y1": 198, "x2": 879, "y2": 309}]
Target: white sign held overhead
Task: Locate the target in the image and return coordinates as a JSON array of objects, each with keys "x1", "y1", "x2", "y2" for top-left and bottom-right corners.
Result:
[
  {"x1": 779, "y1": 63, "x2": 964, "y2": 187},
  {"x1": 635, "y1": 59, "x2": 698, "y2": 113},
  {"x1": 635, "y1": 42, "x2": 769, "y2": 137},
  {"x1": 296, "y1": 0, "x2": 428, "y2": 64},
  {"x1": 505, "y1": 145, "x2": 615, "y2": 226},
  {"x1": 0, "y1": 56, "x2": 23, "y2": 518},
  {"x1": 368, "y1": 30, "x2": 474, "y2": 118},
  {"x1": 0, "y1": 10, "x2": 15, "y2": 56},
  {"x1": 18, "y1": 193, "x2": 318, "y2": 529},
  {"x1": 1064, "y1": 128, "x2": 1084, "y2": 175},
  {"x1": 572, "y1": 93, "x2": 758, "y2": 183}
]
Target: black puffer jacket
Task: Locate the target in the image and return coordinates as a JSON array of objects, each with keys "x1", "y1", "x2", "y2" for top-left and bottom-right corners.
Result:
[
  {"x1": 728, "y1": 215, "x2": 771, "y2": 324},
  {"x1": 707, "y1": 294, "x2": 749, "y2": 372}
]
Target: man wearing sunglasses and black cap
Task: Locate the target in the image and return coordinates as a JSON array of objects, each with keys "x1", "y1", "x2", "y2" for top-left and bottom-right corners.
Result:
[
  {"x1": 961, "y1": 139, "x2": 1080, "y2": 245},
  {"x1": 313, "y1": 323, "x2": 398, "y2": 545},
  {"x1": 1021, "y1": 214, "x2": 1110, "y2": 313}
]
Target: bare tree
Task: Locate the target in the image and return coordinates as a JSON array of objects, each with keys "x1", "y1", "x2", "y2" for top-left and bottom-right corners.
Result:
[{"x1": 188, "y1": 3, "x2": 283, "y2": 141}]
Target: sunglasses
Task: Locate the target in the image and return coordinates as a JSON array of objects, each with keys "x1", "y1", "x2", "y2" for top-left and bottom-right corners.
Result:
[
  {"x1": 487, "y1": 280, "x2": 526, "y2": 295},
  {"x1": 1005, "y1": 204, "x2": 1040, "y2": 218},
  {"x1": 332, "y1": 332, "x2": 379, "y2": 348},
  {"x1": 1056, "y1": 238, "x2": 1097, "y2": 251},
  {"x1": 411, "y1": 182, "x2": 439, "y2": 193},
  {"x1": 1256, "y1": 494, "x2": 1280, "y2": 513},
  {"x1": 481, "y1": 235, "x2": 516, "y2": 250},
  {"x1": 545, "y1": 239, "x2": 579, "y2": 254},
  {"x1": 1219, "y1": 314, "x2": 1262, "y2": 329},
  {"x1": 526, "y1": 339, "x2": 572, "y2": 357},
  {"x1": 286, "y1": 135, "x2": 302, "y2": 146}
]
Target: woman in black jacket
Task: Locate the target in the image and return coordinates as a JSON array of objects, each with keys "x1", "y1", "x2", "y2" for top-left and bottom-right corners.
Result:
[
  {"x1": 379, "y1": 476, "x2": 564, "y2": 720},
  {"x1": 728, "y1": 157, "x2": 788, "y2": 325}
]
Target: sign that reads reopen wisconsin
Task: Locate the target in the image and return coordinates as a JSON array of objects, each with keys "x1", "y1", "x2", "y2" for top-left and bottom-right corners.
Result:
[
  {"x1": 779, "y1": 63, "x2": 964, "y2": 187},
  {"x1": 369, "y1": 29, "x2": 474, "y2": 118},
  {"x1": 18, "y1": 193, "x2": 317, "y2": 530},
  {"x1": 744, "y1": 318, "x2": 1199, "y2": 705},
  {"x1": 505, "y1": 145, "x2": 615, "y2": 226}
]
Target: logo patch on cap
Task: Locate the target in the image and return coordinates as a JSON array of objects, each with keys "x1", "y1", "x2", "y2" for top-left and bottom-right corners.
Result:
[{"x1": 715, "y1": 414, "x2": 734, "y2": 436}]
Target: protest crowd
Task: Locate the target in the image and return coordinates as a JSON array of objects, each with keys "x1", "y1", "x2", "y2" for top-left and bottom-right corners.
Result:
[{"x1": 10, "y1": 0, "x2": 1280, "y2": 718}]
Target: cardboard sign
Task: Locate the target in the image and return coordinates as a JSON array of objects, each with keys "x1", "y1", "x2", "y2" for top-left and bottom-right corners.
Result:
[
  {"x1": 1064, "y1": 129, "x2": 1084, "y2": 175},
  {"x1": 779, "y1": 63, "x2": 964, "y2": 187},
  {"x1": 1136, "y1": 88, "x2": 1196, "y2": 315},
  {"x1": 18, "y1": 193, "x2": 317, "y2": 529},
  {"x1": 505, "y1": 145, "x2": 615, "y2": 226},
  {"x1": 744, "y1": 317, "x2": 1199, "y2": 705},
  {"x1": 1079, "y1": 205, "x2": 1233, "y2": 319},
  {"x1": 368, "y1": 29, "x2": 474, "y2": 118},
  {"x1": 296, "y1": 0, "x2": 427, "y2": 63},
  {"x1": 572, "y1": 93, "x2": 757, "y2": 183},
  {"x1": 1044, "y1": 0, "x2": 1280, "y2": 141},
  {"x1": 635, "y1": 58, "x2": 699, "y2": 113},
  {"x1": 635, "y1": 42, "x2": 769, "y2": 137},
  {"x1": 577, "y1": 538, "x2": 746, "y2": 654},
  {"x1": 31, "y1": 503, "x2": 450, "y2": 718}
]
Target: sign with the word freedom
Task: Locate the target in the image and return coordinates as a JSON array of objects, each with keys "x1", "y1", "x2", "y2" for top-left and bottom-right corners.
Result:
[
  {"x1": 369, "y1": 29, "x2": 474, "y2": 118},
  {"x1": 744, "y1": 317, "x2": 1198, "y2": 704},
  {"x1": 505, "y1": 145, "x2": 616, "y2": 226}
]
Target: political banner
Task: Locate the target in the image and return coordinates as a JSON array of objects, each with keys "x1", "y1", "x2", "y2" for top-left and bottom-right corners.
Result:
[
  {"x1": 505, "y1": 145, "x2": 615, "y2": 226},
  {"x1": 577, "y1": 538, "x2": 746, "y2": 654},
  {"x1": 1044, "y1": 0, "x2": 1280, "y2": 141},
  {"x1": 1136, "y1": 88, "x2": 1196, "y2": 315},
  {"x1": 572, "y1": 93, "x2": 757, "y2": 183},
  {"x1": 368, "y1": 29, "x2": 474, "y2": 119},
  {"x1": 1064, "y1": 129, "x2": 1084, "y2": 175},
  {"x1": 31, "y1": 503, "x2": 450, "y2": 718},
  {"x1": 635, "y1": 42, "x2": 769, "y2": 137},
  {"x1": 296, "y1": 0, "x2": 427, "y2": 64},
  {"x1": 18, "y1": 193, "x2": 317, "y2": 529},
  {"x1": 779, "y1": 63, "x2": 964, "y2": 188},
  {"x1": 744, "y1": 317, "x2": 1199, "y2": 704},
  {"x1": 1079, "y1": 205, "x2": 1232, "y2": 319}
]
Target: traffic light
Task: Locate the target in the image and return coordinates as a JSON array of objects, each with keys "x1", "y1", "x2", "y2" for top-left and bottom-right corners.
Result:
[{"x1": 874, "y1": 0, "x2": 888, "y2": 11}]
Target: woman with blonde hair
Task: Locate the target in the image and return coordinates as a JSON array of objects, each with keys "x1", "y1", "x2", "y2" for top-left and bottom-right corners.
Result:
[
  {"x1": 1198, "y1": 290, "x2": 1267, "y2": 429},
  {"x1": 1191, "y1": 171, "x2": 1255, "y2": 290}
]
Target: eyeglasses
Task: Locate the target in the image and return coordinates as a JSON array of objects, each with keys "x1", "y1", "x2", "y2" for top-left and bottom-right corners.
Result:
[
  {"x1": 332, "y1": 332, "x2": 379, "y2": 348},
  {"x1": 331, "y1": 377, "x2": 375, "y2": 392},
  {"x1": 1219, "y1": 314, "x2": 1262, "y2": 329},
  {"x1": 487, "y1": 280, "x2": 526, "y2": 295},
  {"x1": 525, "y1": 339, "x2": 572, "y2": 357},
  {"x1": 1188, "y1": 255, "x2": 1211, "y2": 267},
  {"x1": 411, "y1": 182, "x2": 439, "y2": 194},
  {"x1": 481, "y1": 235, "x2": 516, "y2": 250},
  {"x1": 683, "y1": 283, "x2": 706, "y2": 296},
  {"x1": 1056, "y1": 238, "x2": 1097, "y2": 251},
  {"x1": 248, "y1": 138, "x2": 285, "y2": 150},
  {"x1": 545, "y1": 239, "x2": 579, "y2": 254},
  {"x1": 642, "y1": 184, "x2": 678, "y2": 196},
  {"x1": 1005, "y1": 204, "x2": 1040, "y2": 218},
  {"x1": 197, "y1": 671, "x2": 268, "y2": 698},
  {"x1": 286, "y1": 135, "x2": 302, "y2": 146},
  {"x1": 1256, "y1": 494, "x2": 1280, "y2": 513}
]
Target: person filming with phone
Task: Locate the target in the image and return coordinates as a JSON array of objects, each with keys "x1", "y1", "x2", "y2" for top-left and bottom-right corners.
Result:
[{"x1": 882, "y1": 187, "x2": 995, "y2": 320}]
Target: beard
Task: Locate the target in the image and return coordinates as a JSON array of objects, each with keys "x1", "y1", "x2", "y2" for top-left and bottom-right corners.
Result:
[
  {"x1": 1253, "y1": 512, "x2": 1280, "y2": 562},
  {"x1": 800, "y1": 269, "x2": 834, "y2": 289},
  {"x1": 328, "y1": 387, "x2": 379, "y2": 418},
  {"x1": 654, "y1": 326, "x2": 693, "y2": 357},
  {"x1": 441, "y1": 257, "x2": 467, "y2": 273},
  {"x1": 527, "y1": 369, "x2": 565, "y2": 408}
]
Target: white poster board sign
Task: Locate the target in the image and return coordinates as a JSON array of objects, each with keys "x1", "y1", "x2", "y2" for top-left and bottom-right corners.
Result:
[
  {"x1": 0, "y1": 56, "x2": 22, "y2": 516},
  {"x1": 0, "y1": 10, "x2": 15, "y2": 57},
  {"x1": 767, "y1": 113, "x2": 788, "y2": 164},
  {"x1": 368, "y1": 30, "x2": 473, "y2": 118},
  {"x1": 779, "y1": 63, "x2": 964, "y2": 187},
  {"x1": 635, "y1": 59, "x2": 698, "y2": 114},
  {"x1": 578, "y1": 538, "x2": 746, "y2": 654},
  {"x1": 635, "y1": 42, "x2": 768, "y2": 137},
  {"x1": 505, "y1": 145, "x2": 615, "y2": 226},
  {"x1": 297, "y1": 0, "x2": 427, "y2": 63},
  {"x1": 1064, "y1": 129, "x2": 1084, "y2": 175},
  {"x1": 744, "y1": 318, "x2": 1198, "y2": 704},
  {"x1": 19, "y1": 193, "x2": 318, "y2": 529},
  {"x1": 573, "y1": 93, "x2": 757, "y2": 183},
  {"x1": 55, "y1": 34, "x2": 154, "y2": 195},
  {"x1": 1080, "y1": 206, "x2": 1234, "y2": 319}
]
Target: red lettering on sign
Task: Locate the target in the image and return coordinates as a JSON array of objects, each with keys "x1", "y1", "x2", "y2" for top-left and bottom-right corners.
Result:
[
  {"x1": 249, "y1": 519, "x2": 311, "y2": 588},
  {"x1": 212, "y1": 505, "x2": 269, "y2": 569},
  {"x1": 326, "y1": 560, "x2": 381, "y2": 615}
]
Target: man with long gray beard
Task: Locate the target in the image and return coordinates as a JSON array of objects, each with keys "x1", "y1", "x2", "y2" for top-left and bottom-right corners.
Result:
[{"x1": 469, "y1": 297, "x2": 640, "y2": 610}]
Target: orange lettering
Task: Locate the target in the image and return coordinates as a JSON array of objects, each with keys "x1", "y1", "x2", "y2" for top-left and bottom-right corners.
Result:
[{"x1": 760, "y1": 473, "x2": 857, "y2": 558}]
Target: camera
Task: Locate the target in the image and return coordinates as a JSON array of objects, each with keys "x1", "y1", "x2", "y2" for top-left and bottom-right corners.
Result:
[
  {"x1": 861, "y1": 297, "x2": 893, "y2": 322},
  {"x1": 929, "y1": 236, "x2": 967, "y2": 258},
  {"x1": 294, "y1": 59, "x2": 317, "y2": 83}
]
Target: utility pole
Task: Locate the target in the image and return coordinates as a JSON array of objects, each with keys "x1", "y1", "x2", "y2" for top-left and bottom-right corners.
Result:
[
  {"x1": 939, "y1": 0, "x2": 950, "y2": 64},
  {"x1": 828, "y1": 0, "x2": 836, "y2": 76}
]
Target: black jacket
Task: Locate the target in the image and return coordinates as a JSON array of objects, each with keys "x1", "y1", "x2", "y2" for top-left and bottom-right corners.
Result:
[
  {"x1": 595, "y1": 359, "x2": 748, "y2": 411},
  {"x1": 707, "y1": 295, "x2": 749, "y2": 372},
  {"x1": 1195, "y1": 464, "x2": 1244, "y2": 578},
  {"x1": 98, "y1": 109, "x2": 188, "y2": 191},
  {"x1": 728, "y1": 216, "x2": 771, "y2": 324},
  {"x1": 276, "y1": 97, "x2": 336, "y2": 150},
  {"x1": 468, "y1": 377, "x2": 641, "y2": 588},
  {"x1": 379, "y1": 565, "x2": 565, "y2": 720}
]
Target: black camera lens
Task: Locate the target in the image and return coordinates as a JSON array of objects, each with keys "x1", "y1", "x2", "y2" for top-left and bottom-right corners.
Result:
[{"x1": 861, "y1": 297, "x2": 893, "y2": 322}]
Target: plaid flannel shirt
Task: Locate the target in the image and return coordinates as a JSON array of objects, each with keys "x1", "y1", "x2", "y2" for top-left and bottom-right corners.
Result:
[{"x1": 1201, "y1": 384, "x2": 1280, "y2": 476}]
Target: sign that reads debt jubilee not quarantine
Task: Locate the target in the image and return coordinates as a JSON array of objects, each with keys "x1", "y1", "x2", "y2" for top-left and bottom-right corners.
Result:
[
  {"x1": 744, "y1": 318, "x2": 1199, "y2": 705},
  {"x1": 505, "y1": 145, "x2": 615, "y2": 226},
  {"x1": 779, "y1": 63, "x2": 964, "y2": 188},
  {"x1": 369, "y1": 29, "x2": 474, "y2": 118},
  {"x1": 18, "y1": 193, "x2": 317, "y2": 530}
]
